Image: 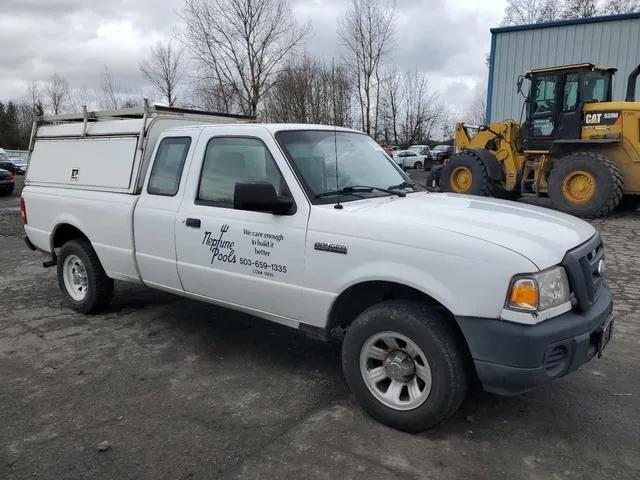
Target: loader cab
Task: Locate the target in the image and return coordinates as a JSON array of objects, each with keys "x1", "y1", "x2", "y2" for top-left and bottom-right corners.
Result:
[{"x1": 520, "y1": 63, "x2": 616, "y2": 151}]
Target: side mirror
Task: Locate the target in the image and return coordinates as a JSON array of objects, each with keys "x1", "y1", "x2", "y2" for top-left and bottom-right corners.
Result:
[
  {"x1": 517, "y1": 75, "x2": 524, "y2": 94},
  {"x1": 234, "y1": 182, "x2": 295, "y2": 215}
]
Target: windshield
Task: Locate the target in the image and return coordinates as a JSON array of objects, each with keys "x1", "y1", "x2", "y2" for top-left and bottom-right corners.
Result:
[
  {"x1": 275, "y1": 130, "x2": 415, "y2": 203},
  {"x1": 434, "y1": 145, "x2": 449, "y2": 151}
]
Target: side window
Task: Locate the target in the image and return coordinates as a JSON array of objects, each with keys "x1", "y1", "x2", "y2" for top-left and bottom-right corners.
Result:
[
  {"x1": 563, "y1": 73, "x2": 580, "y2": 112},
  {"x1": 532, "y1": 75, "x2": 558, "y2": 116},
  {"x1": 197, "y1": 137, "x2": 289, "y2": 208},
  {"x1": 147, "y1": 137, "x2": 192, "y2": 196}
]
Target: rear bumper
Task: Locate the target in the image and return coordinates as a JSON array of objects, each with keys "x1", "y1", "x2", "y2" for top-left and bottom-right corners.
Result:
[{"x1": 456, "y1": 283, "x2": 614, "y2": 395}]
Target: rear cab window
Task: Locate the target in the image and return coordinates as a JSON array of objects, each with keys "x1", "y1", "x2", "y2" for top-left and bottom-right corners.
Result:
[{"x1": 147, "y1": 137, "x2": 192, "y2": 196}]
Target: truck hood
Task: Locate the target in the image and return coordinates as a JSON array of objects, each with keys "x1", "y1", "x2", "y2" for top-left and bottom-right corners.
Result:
[{"x1": 343, "y1": 192, "x2": 596, "y2": 269}]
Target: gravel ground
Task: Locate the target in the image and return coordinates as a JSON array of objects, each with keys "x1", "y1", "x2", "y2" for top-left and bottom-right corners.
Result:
[{"x1": 1, "y1": 172, "x2": 639, "y2": 480}]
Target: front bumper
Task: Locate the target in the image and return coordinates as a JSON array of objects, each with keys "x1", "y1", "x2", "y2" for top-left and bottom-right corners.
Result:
[{"x1": 456, "y1": 282, "x2": 614, "y2": 395}]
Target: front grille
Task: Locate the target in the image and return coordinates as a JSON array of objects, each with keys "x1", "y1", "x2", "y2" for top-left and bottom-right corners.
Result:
[
  {"x1": 561, "y1": 233, "x2": 605, "y2": 312},
  {"x1": 545, "y1": 345, "x2": 568, "y2": 372}
]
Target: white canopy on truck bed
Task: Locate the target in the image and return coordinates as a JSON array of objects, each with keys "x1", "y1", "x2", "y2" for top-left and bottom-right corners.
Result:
[{"x1": 27, "y1": 102, "x2": 256, "y2": 194}]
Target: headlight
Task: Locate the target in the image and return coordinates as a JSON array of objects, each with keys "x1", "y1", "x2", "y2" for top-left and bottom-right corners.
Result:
[{"x1": 507, "y1": 266, "x2": 571, "y2": 312}]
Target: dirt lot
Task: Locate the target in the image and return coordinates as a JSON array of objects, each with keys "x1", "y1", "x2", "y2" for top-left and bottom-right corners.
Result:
[{"x1": 1, "y1": 173, "x2": 640, "y2": 480}]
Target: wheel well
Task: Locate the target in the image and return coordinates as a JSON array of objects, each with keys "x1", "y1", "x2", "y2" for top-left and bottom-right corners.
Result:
[
  {"x1": 329, "y1": 281, "x2": 448, "y2": 331},
  {"x1": 327, "y1": 281, "x2": 478, "y2": 383},
  {"x1": 52, "y1": 224, "x2": 89, "y2": 249}
]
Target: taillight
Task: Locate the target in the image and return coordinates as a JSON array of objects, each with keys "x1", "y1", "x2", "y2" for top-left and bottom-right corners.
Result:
[
  {"x1": 20, "y1": 197, "x2": 27, "y2": 225},
  {"x1": 6, "y1": 172, "x2": 14, "y2": 180}
]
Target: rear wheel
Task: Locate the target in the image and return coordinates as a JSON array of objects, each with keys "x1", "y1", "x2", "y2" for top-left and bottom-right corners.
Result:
[
  {"x1": 548, "y1": 152, "x2": 623, "y2": 218},
  {"x1": 57, "y1": 239, "x2": 114, "y2": 313},
  {"x1": 341, "y1": 301, "x2": 468, "y2": 432},
  {"x1": 439, "y1": 152, "x2": 493, "y2": 196}
]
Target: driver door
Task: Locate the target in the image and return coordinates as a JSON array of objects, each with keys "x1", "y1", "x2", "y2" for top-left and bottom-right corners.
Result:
[
  {"x1": 525, "y1": 73, "x2": 560, "y2": 150},
  {"x1": 174, "y1": 127, "x2": 310, "y2": 321}
]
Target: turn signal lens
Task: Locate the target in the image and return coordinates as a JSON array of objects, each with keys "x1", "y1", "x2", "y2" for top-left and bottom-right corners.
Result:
[{"x1": 509, "y1": 279, "x2": 538, "y2": 311}]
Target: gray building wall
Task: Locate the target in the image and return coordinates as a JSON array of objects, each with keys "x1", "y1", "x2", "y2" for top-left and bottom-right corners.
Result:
[{"x1": 487, "y1": 13, "x2": 640, "y2": 123}]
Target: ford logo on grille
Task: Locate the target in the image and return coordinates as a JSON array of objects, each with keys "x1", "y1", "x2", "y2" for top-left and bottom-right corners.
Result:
[{"x1": 597, "y1": 259, "x2": 605, "y2": 277}]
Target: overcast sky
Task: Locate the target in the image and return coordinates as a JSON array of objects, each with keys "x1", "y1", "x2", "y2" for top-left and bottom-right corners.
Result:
[{"x1": 0, "y1": 0, "x2": 506, "y2": 116}]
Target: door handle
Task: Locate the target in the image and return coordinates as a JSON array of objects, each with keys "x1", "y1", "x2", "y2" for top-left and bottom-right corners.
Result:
[{"x1": 185, "y1": 218, "x2": 201, "y2": 228}]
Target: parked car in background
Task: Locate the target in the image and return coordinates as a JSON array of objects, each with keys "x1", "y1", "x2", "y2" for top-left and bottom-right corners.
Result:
[
  {"x1": 0, "y1": 168, "x2": 15, "y2": 195},
  {"x1": 408, "y1": 144, "x2": 430, "y2": 155},
  {"x1": 0, "y1": 160, "x2": 23, "y2": 175},
  {"x1": 430, "y1": 145, "x2": 454, "y2": 164},
  {"x1": 394, "y1": 149, "x2": 429, "y2": 170},
  {"x1": 9, "y1": 157, "x2": 28, "y2": 174}
]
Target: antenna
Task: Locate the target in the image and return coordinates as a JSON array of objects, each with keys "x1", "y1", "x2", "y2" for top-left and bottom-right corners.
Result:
[{"x1": 332, "y1": 56, "x2": 343, "y2": 210}]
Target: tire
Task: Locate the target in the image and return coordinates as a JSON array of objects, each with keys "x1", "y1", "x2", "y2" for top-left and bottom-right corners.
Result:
[
  {"x1": 616, "y1": 195, "x2": 640, "y2": 211},
  {"x1": 341, "y1": 300, "x2": 469, "y2": 433},
  {"x1": 413, "y1": 161, "x2": 423, "y2": 170},
  {"x1": 548, "y1": 152, "x2": 623, "y2": 218},
  {"x1": 439, "y1": 151, "x2": 493, "y2": 196},
  {"x1": 57, "y1": 239, "x2": 114, "y2": 314}
]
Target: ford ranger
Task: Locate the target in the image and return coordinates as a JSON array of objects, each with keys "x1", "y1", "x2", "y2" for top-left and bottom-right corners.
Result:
[{"x1": 21, "y1": 105, "x2": 614, "y2": 432}]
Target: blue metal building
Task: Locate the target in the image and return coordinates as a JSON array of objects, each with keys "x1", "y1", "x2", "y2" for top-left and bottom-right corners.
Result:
[{"x1": 486, "y1": 12, "x2": 640, "y2": 123}]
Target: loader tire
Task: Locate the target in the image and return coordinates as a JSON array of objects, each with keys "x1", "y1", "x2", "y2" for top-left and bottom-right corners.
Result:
[
  {"x1": 439, "y1": 151, "x2": 493, "y2": 197},
  {"x1": 548, "y1": 152, "x2": 623, "y2": 218}
]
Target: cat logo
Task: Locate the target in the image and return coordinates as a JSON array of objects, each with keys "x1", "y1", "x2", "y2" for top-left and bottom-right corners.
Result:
[
  {"x1": 584, "y1": 111, "x2": 620, "y2": 126},
  {"x1": 585, "y1": 113, "x2": 602, "y2": 124}
]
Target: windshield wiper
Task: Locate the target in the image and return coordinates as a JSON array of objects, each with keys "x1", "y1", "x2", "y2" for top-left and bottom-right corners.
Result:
[
  {"x1": 316, "y1": 185, "x2": 406, "y2": 198},
  {"x1": 386, "y1": 181, "x2": 415, "y2": 191}
]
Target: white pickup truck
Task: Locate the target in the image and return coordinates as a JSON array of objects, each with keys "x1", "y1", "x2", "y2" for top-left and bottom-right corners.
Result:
[{"x1": 21, "y1": 105, "x2": 614, "y2": 432}]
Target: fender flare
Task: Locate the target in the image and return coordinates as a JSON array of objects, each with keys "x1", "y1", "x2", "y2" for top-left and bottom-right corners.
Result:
[{"x1": 466, "y1": 149, "x2": 504, "y2": 182}]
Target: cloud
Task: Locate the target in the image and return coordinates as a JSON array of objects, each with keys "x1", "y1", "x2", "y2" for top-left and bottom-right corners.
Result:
[{"x1": 0, "y1": 0, "x2": 503, "y2": 117}]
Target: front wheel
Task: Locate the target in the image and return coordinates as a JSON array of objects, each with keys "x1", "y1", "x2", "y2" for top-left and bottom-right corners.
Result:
[
  {"x1": 439, "y1": 152, "x2": 493, "y2": 196},
  {"x1": 57, "y1": 239, "x2": 114, "y2": 314},
  {"x1": 341, "y1": 301, "x2": 468, "y2": 432},
  {"x1": 413, "y1": 161, "x2": 423, "y2": 170}
]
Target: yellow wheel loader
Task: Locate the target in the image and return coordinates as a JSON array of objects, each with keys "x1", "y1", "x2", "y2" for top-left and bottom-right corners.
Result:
[{"x1": 433, "y1": 63, "x2": 640, "y2": 217}]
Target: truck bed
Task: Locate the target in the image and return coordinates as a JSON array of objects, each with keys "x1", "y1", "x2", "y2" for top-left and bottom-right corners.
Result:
[{"x1": 24, "y1": 186, "x2": 140, "y2": 282}]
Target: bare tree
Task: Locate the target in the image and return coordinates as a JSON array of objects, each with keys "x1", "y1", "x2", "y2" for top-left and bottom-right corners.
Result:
[
  {"x1": 464, "y1": 90, "x2": 487, "y2": 126},
  {"x1": 397, "y1": 69, "x2": 441, "y2": 146},
  {"x1": 379, "y1": 66, "x2": 401, "y2": 145},
  {"x1": 501, "y1": 0, "x2": 564, "y2": 25},
  {"x1": 561, "y1": 0, "x2": 597, "y2": 18},
  {"x1": 181, "y1": 0, "x2": 310, "y2": 117},
  {"x1": 140, "y1": 41, "x2": 184, "y2": 107},
  {"x1": 604, "y1": 0, "x2": 640, "y2": 13},
  {"x1": 100, "y1": 66, "x2": 120, "y2": 109},
  {"x1": 263, "y1": 55, "x2": 353, "y2": 126},
  {"x1": 338, "y1": 0, "x2": 395, "y2": 138},
  {"x1": 44, "y1": 73, "x2": 70, "y2": 115},
  {"x1": 100, "y1": 66, "x2": 142, "y2": 109},
  {"x1": 190, "y1": 76, "x2": 239, "y2": 113},
  {"x1": 25, "y1": 81, "x2": 43, "y2": 114}
]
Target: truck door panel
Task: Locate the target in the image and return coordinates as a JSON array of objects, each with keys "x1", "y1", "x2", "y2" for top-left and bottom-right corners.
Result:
[
  {"x1": 175, "y1": 131, "x2": 309, "y2": 320},
  {"x1": 134, "y1": 135, "x2": 194, "y2": 290}
]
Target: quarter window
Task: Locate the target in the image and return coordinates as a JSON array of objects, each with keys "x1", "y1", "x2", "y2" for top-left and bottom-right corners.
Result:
[
  {"x1": 147, "y1": 137, "x2": 192, "y2": 196},
  {"x1": 197, "y1": 137, "x2": 290, "y2": 208}
]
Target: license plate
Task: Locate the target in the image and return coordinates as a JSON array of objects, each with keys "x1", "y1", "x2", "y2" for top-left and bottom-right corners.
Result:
[{"x1": 597, "y1": 315, "x2": 614, "y2": 358}]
